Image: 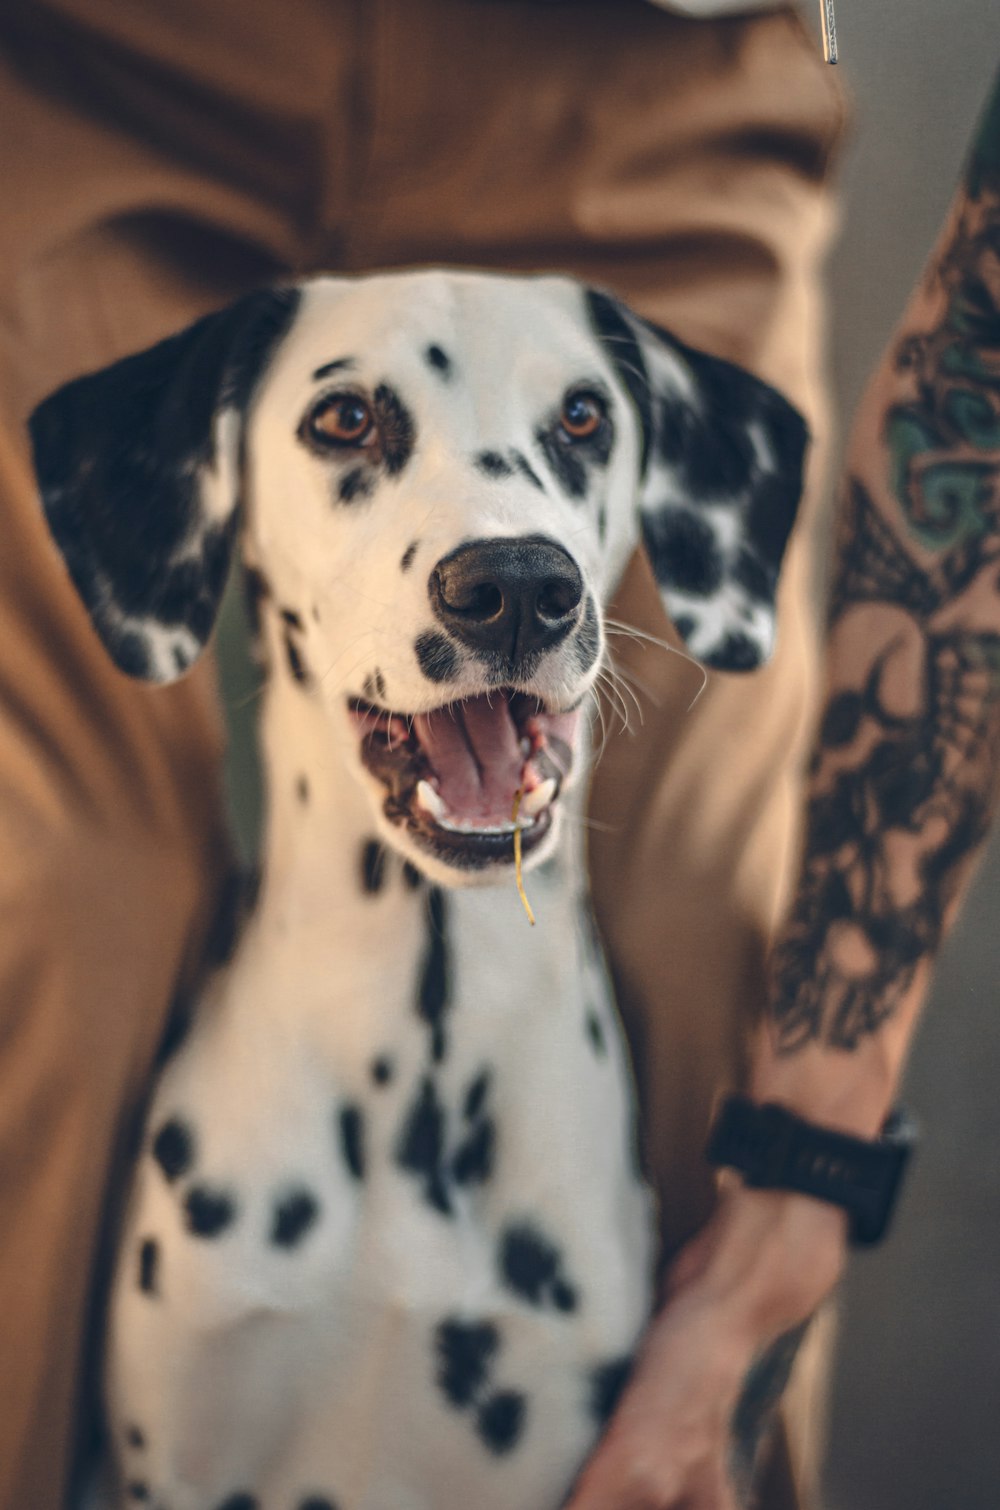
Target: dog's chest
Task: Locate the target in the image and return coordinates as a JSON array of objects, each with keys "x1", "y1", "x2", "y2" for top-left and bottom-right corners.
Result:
[{"x1": 107, "y1": 870, "x2": 655, "y2": 1509}]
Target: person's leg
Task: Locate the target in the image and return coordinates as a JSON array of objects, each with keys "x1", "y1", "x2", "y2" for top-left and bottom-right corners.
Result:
[
  {"x1": 345, "y1": 4, "x2": 845, "y2": 1502},
  {"x1": 0, "y1": 9, "x2": 356, "y2": 1499}
]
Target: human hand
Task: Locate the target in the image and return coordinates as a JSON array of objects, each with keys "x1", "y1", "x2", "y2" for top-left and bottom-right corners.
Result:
[{"x1": 562, "y1": 1183, "x2": 847, "y2": 1510}]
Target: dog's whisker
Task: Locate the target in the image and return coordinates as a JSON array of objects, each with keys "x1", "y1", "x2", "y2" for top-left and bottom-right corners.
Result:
[
  {"x1": 586, "y1": 685, "x2": 613, "y2": 770},
  {"x1": 604, "y1": 618, "x2": 709, "y2": 713},
  {"x1": 594, "y1": 667, "x2": 630, "y2": 737},
  {"x1": 606, "y1": 657, "x2": 663, "y2": 712},
  {"x1": 602, "y1": 660, "x2": 645, "y2": 727}
]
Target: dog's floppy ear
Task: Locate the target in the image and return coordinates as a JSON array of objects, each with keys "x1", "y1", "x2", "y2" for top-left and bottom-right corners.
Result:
[
  {"x1": 30, "y1": 286, "x2": 301, "y2": 683},
  {"x1": 586, "y1": 288, "x2": 809, "y2": 672}
]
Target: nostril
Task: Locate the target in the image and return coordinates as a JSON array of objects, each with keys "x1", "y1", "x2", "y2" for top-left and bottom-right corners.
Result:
[
  {"x1": 537, "y1": 576, "x2": 582, "y2": 623},
  {"x1": 438, "y1": 572, "x2": 505, "y2": 622},
  {"x1": 459, "y1": 581, "x2": 505, "y2": 622}
]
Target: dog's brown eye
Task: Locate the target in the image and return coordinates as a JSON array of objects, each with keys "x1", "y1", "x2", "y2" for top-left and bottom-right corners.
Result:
[
  {"x1": 306, "y1": 393, "x2": 375, "y2": 448},
  {"x1": 560, "y1": 391, "x2": 605, "y2": 441}
]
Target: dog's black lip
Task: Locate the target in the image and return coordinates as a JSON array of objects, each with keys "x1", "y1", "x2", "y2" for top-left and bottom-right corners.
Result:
[{"x1": 402, "y1": 806, "x2": 553, "y2": 871}]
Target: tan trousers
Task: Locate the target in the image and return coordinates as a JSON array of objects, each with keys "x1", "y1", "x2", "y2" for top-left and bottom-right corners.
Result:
[{"x1": 0, "y1": 4, "x2": 845, "y2": 1506}]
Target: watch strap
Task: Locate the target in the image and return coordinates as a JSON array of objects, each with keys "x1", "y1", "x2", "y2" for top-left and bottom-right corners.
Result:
[{"x1": 705, "y1": 1095, "x2": 916, "y2": 1246}]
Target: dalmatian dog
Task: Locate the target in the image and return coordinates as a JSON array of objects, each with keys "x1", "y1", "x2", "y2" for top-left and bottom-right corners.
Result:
[{"x1": 31, "y1": 270, "x2": 807, "y2": 1510}]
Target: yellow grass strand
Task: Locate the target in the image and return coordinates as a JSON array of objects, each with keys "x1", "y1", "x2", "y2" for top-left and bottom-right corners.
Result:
[{"x1": 511, "y1": 787, "x2": 536, "y2": 927}]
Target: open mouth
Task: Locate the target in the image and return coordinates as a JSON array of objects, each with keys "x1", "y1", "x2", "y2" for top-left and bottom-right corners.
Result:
[{"x1": 348, "y1": 690, "x2": 579, "y2": 868}]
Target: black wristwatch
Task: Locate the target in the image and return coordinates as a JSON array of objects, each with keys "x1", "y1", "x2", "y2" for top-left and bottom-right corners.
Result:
[{"x1": 705, "y1": 1095, "x2": 917, "y2": 1246}]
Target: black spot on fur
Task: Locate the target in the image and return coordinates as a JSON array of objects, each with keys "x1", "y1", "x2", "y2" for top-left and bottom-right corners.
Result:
[
  {"x1": 296, "y1": 774, "x2": 310, "y2": 804},
  {"x1": 477, "y1": 1391, "x2": 526, "y2": 1454},
  {"x1": 586, "y1": 291, "x2": 654, "y2": 474},
  {"x1": 361, "y1": 839, "x2": 386, "y2": 895},
  {"x1": 242, "y1": 569, "x2": 271, "y2": 638},
  {"x1": 475, "y1": 450, "x2": 514, "y2": 479},
  {"x1": 597, "y1": 503, "x2": 607, "y2": 541},
  {"x1": 152, "y1": 1117, "x2": 195, "y2": 1182},
  {"x1": 371, "y1": 1055, "x2": 394, "y2": 1086},
  {"x1": 415, "y1": 631, "x2": 460, "y2": 683},
  {"x1": 184, "y1": 1185, "x2": 236, "y2": 1239},
  {"x1": 214, "y1": 1496, "x2": 258, "y2": 1510},
  {"x1": 312, "y1": 357, "x2": 355, "y2": 382},
  {"x1": 732, "y1": 546, "x2": 772, "y2": 602},
  {"x1": 280, "y1": 607, "x2": 303, "y2": 630},
  {"x1": 642, "y1": 507, "x2": 723, "y2": 598},
  {"x1": 400, "y1": 541, "x2": 419, "y2": 572},
  {"x1": 397, "y1": 1076, "x2": 451, "y2": 1215},
  {"x1": 573, "y1": 595, "x2": 600, "y2": 674},
  {"x1": 552, "y1": 1279, "x2": 578, "y2": 1313},
  {"x1": 425, "y1": 345, "x2": 453, "y2": 378},
  {"x1": 709, "y1": 631, "x2": 762, "y2": 672},
  {"x1": 373, "y1": 384, "x2": 416, "y2": 476},
  {"x1": 745, "y1": 467, "x2": 801, "y2": 572},
  {"x1": 204, "y1": 867, "x2": 258, "y2": 970},
  {"x1": 339, "y1": 1105, "x2": 366, "y2": 1180},
  {"x1": 138, "y1": 1238, "x2": 159, "y2": 1296},
  {"x1": 672, "y1": 389, "x2": 755, "y2": 499},
  {"x1": 672, "y1": 613, "x2": 696, "y2": 642},
  {"x1": 338, "y1": 466, "x2": 374, "y2": 505},
  {"x1": 418, "y1": 888, "x2": 451, "y2": 1061},
  {"x1": 114, "y1": 633, "x2": 151, "y2": 678},
  {"x1": 435, "y1": 1317, "x2": 499, "y2": 1407},
  {"x1": 590, "y1": 1357, "x2": 633, "y2": 1425},
  {"x1": 271, "y1": 1188, "x2": 320, "y2": 1248},
  {"x1": 463, "y1": 1070, "x2": 491, "y2": 1121},
  {"x1": 127, "y1": 1483, "x2": 150, "y2": 1501},
  {"x1": 500, "y1": 1224, "x2": 558, "y2": 1303},
  {"x1": 283, "y1": 627, "x2": 312, "y2": 685},
  {"x1": 586, "y1": 1012, "x2": 606, "y2": 1055},
  {"x1": 298, "y1": 1498, "x2": 339, "y2": 1510},
  {"x1": 402, "y1": 861, "x2": 423, "y2": 890},
  {"x1": 125, "y1": 1425, "x2": 146, "y2": 1449},
  {"x1": 536, "y1": 426, "x2": 588, "y2": 500},
  {"x1": 512, "y1": 451, "x2": 544, "y2": 491},
  {"x1": 499, "y1": 1223, "x2": 576, "y2": 1312},
  {"x1": 452, "y1": 1118, "x2": 496, "y2": 1186}
]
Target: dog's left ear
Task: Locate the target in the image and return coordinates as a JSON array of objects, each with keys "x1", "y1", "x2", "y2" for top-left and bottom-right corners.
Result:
[
  {"x1": 30, "y1": 286, "x2": 301, "y2": 683},
  {"x1": 586, "y1": 288, "x2": 809, "y2": 671}
]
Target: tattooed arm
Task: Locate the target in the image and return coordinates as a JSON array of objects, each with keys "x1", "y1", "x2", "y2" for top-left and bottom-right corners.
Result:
[
  {"x1": 565, "y1": 69, "x2": 1000, "y2": 1510},
  {"x1": 758, "y1": 64, "x2": 1000, "y2": 1137}
]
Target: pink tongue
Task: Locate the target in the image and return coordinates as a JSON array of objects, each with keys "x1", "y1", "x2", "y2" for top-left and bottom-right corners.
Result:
[{"x1": 412, "y1": 695, "x2": 524, "y2": 823}]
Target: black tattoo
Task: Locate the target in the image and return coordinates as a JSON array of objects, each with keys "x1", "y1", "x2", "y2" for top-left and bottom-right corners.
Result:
[
  {"x1": 770, "y1": 95, "x2": 1000, "y2": 1053},
  {"x1": 729, "y1": 1323, "x2": 808, "y2": 1506}
]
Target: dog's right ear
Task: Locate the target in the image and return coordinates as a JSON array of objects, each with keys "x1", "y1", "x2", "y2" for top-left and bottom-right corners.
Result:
[{"x1": 30, "y1": 286, "x2": 301, "y2": 682}]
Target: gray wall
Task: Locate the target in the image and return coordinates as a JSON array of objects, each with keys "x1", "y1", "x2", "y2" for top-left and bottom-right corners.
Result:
[{"x1": 813, "y1": 6, "x2": 999, "y2": 1508}]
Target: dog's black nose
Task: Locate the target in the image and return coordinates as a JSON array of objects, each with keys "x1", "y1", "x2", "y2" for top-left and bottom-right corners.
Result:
[{"x1": 430, "y1": 535, "x2": 584, "y2": 665}]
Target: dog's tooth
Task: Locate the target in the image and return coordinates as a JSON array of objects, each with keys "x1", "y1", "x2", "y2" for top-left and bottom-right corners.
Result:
[
  {"x1": 437, "y1": 815, "x2": 534, "y2": 835},
  {"x1": 416, "y1": 779, "x2": 447, "y2": 820},
  {"x1": 520, "y1": 778, "x2": 557, "y2": 817}
]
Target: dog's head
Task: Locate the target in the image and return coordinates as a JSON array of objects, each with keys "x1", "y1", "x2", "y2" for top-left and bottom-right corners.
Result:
[{"x1": 31, "y1": 271, "x2": 807, "y2": 882}]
